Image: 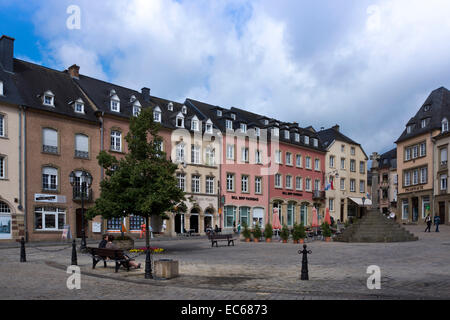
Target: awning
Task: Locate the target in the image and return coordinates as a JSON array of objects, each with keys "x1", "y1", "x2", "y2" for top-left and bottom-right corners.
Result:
[{"x1": 348, "y1": 197, "x2": 372, "y2": 207}]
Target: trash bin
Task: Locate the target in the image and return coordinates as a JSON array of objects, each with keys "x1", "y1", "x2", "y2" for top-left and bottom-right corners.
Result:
[{"x1": 154, "y1": 259, "x2": 179, "y2": 279}]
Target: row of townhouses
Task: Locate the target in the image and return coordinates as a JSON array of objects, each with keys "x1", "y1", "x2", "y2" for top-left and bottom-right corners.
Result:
[
  {"x1": 370, "y1": 87, "x2": 450, "y2": 226},
  {"x1": 0, "y1": 35, "x2": 369, "y2": 243}
]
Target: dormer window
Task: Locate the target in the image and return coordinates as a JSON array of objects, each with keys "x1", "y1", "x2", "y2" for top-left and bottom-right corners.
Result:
[
  {"x1": 255, "y1": 127, "x2": 260, "y2": 137},
  {"x1": 240, "y1": 123, "x2": 247, "y2": 133},
  {"x1": 231, "y1": 114, "x2": 236, "y2": 120},
  {"x1": 304, "y1": 136, "x2": 310, "y2": 145},
  {"x1": 272, "y1": 127, "x2": 279, "y2": 137},
  {"x1": 182, "y1": 105, "x2": 187, "y2": 114},
  {"x1": 407, "y1": 125, "x2": 413, "y2": 134},
  {"x1": 217, "y1": 110, "x2": 222, "y2": 117},
  {"x1": 295, "y1": 133, "x2": 300, "y2": 142},
  {"x1": 153, "y1": 106, "x2": 162, "y2": 122},
  {"x1": 443, "y1": 118, "x2": 449, "y2": 132},
  {"x1": 205, "y1": 119, "x2": 213, "y2": 134},
  {"x1": 130, "y1": 95, "x2": 137, "y2": 102},
  {"x1": 0, "y1": 81, "x2": 3, "y2": 96},
  {"x1": 191, "y1": 116, "x2": 200, "y2": 131},
  {"x1": 168, "y1": 102, "x2": 173, "y2": 111},
  {"x1": 133, "y1": 101, "x2": 142, "y2": 117},
  {"x1": 421, "y1": 118, "x2": 430, "y2": 129},
  {"x1": 264, "y1": 119, "x2": 269, "y2": 125},
  {"x1": 176, "y1": 112, "x2": 185, "y2": 128},
  {"x1": 226, "y1": 119, "x2": 233, "y2": 130},
  {"x1": 74, "y1": 99, "x2": 84, "y2": 114},
  {"x1": 313, "y1": 138, "x2": 319, "y2": 147},
  {"x1": 284, "y1": 130, "x2": 290, "y2": 139},
  {"x1": 43, "y1": 91, "x2": 55, "y2": 107}
]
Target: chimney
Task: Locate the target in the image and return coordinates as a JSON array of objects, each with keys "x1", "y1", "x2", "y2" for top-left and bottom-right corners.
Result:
[
  {"x1": 0, "y1": 35, "x2": 15, "y2": 73},
  {"x1": 68, "y1": 64, "x2": 80, "y2": 79},
  {"x1": 141, "y1": 87, "x2": 150, "y2": 102},
  {"x1": 332, "y1": 124, "x2": 340, "y2": 132}
]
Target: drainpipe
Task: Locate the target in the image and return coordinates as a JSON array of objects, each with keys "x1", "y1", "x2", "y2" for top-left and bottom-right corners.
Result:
[
  {"x1": 99, "y1": 112, "x2": 105, "y2": 232},
  {"x1": 431, "y1": 132, "x2": 435, "y2": 219},
  {"x1": 22, "y1": 106, "x2": 28, "y2": 242}
]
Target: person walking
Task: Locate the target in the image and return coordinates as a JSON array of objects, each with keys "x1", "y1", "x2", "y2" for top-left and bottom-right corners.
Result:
[
  {"x1": 434, "y1": 215, "x2": 441, "y2": 232},
  {"x1": 425, "y1": 214, "x2": 432, "y2": 232}
]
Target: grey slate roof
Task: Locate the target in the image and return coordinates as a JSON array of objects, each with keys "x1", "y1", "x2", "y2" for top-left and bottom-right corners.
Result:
[
  {"x1": 378, "y1": 148, "x2": 397, "y2": 169},
  {"x1": 317, "y1": 126, "x2": 368, "y2": 159},
  {"x1": 395, "y1": 87, "x2": 450, "y2": 143},
  {"x1": 0, "y1": 62, "x2": 23, "y2": 106}
]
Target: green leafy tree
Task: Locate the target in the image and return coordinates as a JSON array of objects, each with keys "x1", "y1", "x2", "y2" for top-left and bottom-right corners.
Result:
[
  {"x1": 280, "y1": 224, "x2": 290, "y2": 241},
  {"x1": 86, "y1": 107, "x2": 186, "y2": 248},
  {"x1": 321, "y1": 222, "x2": 332, "y2": 237},
  {"x1": 264, "y1": 223, "x2": 273, "y2": 239},
  {"x1": 252, "y1": 223, "x2": 262, "y2": 239}
]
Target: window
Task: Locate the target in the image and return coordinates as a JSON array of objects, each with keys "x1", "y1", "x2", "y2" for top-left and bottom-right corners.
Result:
[
  {"x1": 129, "y1": 215, "x2": 145, "y2": 231},
  {"x1": 305, "y1": 156, "x2": 311, "y2": 169},
  {"x1": 360, "y1": 161, "x2": 365, "y2": 174},
  {"x1": 75, "y1": 134, "x2": 89, "y2": 158},
  {"x1": 255, "y1": 127, "x2": 260, "y2": 137},
  {"x1": 226, "y1": 120, "x2": 233, "y2": 130},
  {"x1": 43, "y1": 91, "x2": 55, "y2": 107},
  {"x1": 107, "y1": 217, "x2": 122, "y2": 231},
  {"x1": 287, "y1": 203, "x2": 294, "y2": 227},
  {"x1": 255, "y1": 150, "x2": 262, "y2": 164},
  {"x1": 420, "y1": 167, "x2": 427, "y2": 184},
  {"x1": 226, "y1": 145, "x2": 234, "y2": 160},
  {"x1": 341, "y1": 158, "x2": 346, "y2": 169},
  {"x1": 329, "y1": 198, "x2": 334, "y2": 211},
  {"x1": 0, "y1": 81, "x2": 3, "y2": 96},
  {"x1": 205, "y1": 121, "x2": 213, "y2": 134},
  {"x1": 350, "y1": 179, "x2": 356, "y2": 192},
  {"x1": 217, "y1": 110, "x2": 222, "y2": 117},
  {"x1": 340, "y1": 178, "x2": 345, "y2": 190},
  {"x1": 275, "y1": 150, "x2": 282, "y2": 164},
  {"x1": 304, "y1": 136, "x2": 310, "y2": 145},
  {"x1": 191, "y1": 119, "x2": 199, "y2": 131},
  {"x1": 231, "y1": 114, "x2": 236, "y2": 120},
  {"x1": 305, "y1": 178, "x2": 311, "y2": 191},
  {"x1": 360, "y1": 180, "x2": 365, "y2": 193},
  {"x1": 74, "y1": 100, "x2": 84, "y2": 114},
  {"x1": 441, "y1": 174, "x2": 447, "y2": 191},
  {"x1": 273, "y1": 127, "x2": 279, "y2": 137},
  {"x1": 284, "y1": 130, "x2": 290, "y2": 139},
  {"x1": 34, "y1": 207, "x2": 65, "y2": 231},
  {"x1": 225, "y1": 206, "x2": 236, "y2": 228},
  {"x1": 110, "y1": 99, "x2": 120, "y2": 112},
  {"x1": 420, "y1": 143, "x2": 426, "y2": 157},
  {"x1": 406, "y1": 125, "x2": 412, "y2": 134},
  {"x1": 0, "y1": 156, "x2": 5, "y2": 179},
  {"x1": 0, "y1": 114, "x2": 4, "y2": 137},
  {"x1": 167, "y1": 102, "x2": 173, "y2": 111},
  {"x1": 422, "y1": 197, "x2": 430, "y2": 219},
  {"x1": 153, "y1": 107, "x2": 161, "y2": 122},
  {"x1": 133, "y1": 105, "x2": 141, "y2": 117},
  {"x1": 286, "y1": 175, "x2": 292, "y2": 189},
  {"x1": 300, "y1": 204, "x2": 307, "y2": 225},
  {"x1": 42, "y1": 128, "x2": 58, "y2": 154},
  {"x1": 239, "y1": 207, "x2": 250, "y2": 226},
  {"x1": 350, "y1": 159, "x2": 356, "y2": 172},
  {"x1": 275, "y1": 174, "x2": 282, "y2": 188},
  {"x1": 404, "y1": 171, "x2": 411, "y2": 186},
  {"x1": 191, "y1": 145, "x2": 201, "y2": 164},
  {"x1": 351, "y1": 147, "x2": 355, "y2": 155},
  {"x1": 295, "y1": 133, "x2": 300, "y2": 142},
  {"x1": 413, "y1": 169, "x2": 419, "y2": 185},
  {"x1": 241, "y1": 175, "x2": 249, "y2": 193},
  {"x1": 182, "y1": 106, "x2": 187, "y2": 114},
  {"x1": 314, "y1": 179, "x2": 320, "y2": 191},
  {"x1": 405, "y1": 147, "x2": 411, "y2": 161},
  {"x1": 255, "y1": 177, "x2": 262, "y2": 194},
  {"x1": 296, "y1": 154, "x2": 302, "y2": 167},
  {"x1": 177, "y1": 173, "x2": 186, "y2": 191},
  {"x1": 205, "y1": 147, "x2": 215, "y2": 166},
  {"x1": 341, "y1": 145, "x2": 345, "y2": 152},
  {"x1": 110, "y1": 131, "x2": 122, "y2": 152},
  {"x1": 286, "y1": 152, "x2": 292, "y2": 166},
  {"x1": 227, "y1": 174, "x2": 235, "y2": 191},
  {"x1": 315, "y1": 159, "x2": 320, "y2": 171},
  {"x1": 42, "y1": 167, "x2": 58, "y2": 191},
  {"x1": 443, "y1": 118, "x2": 449, "y2": 132},
  {"x1": 176, "y1": 143, "x2": 185, "y2": 162},
  {"x1": 241, "y1": 148, "x2": 249, "y2": 163},
  {"x1": 441, "y1": 148, "x2": 448, "y2": 165},
  {"x1": 402, "y1": 200, "x2": 409, "y2": 220},
  {"x1": 206, "y1": 176, "x2": 215, "y2": 194},
  {"x1": 313, "y1": 139, "x2": 318, "y2": 147},
  {"x1": 329, "y1": 156, "x2": 335, "y2": 168},
  {"x1": 176, "y1": 114, "x2": 184, "y2": 128},
  {"x1": 412, "y1": 145, "x2": 418, "y2": 158},
  {"x1": 240, "y1": 123, "x2": 247, "y2": 133},
  {"x1": 191, "y1": 175, "x2": 200, "y2": 193},
  {"x1": 296, "y1": 177, "x2": 303, "y2": 191}
]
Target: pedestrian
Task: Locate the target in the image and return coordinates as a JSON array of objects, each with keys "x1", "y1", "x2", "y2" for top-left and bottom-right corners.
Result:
[
  {"x1": 425, "y1": 214, "x2": 432, "y2": 232},
  {"x1": 99, "y1": 234, "x2": 109, "y2": 248},
  {"x1": 434, "y1": 215, "x2": 441, "y2": 232},
  {"x1": 237, "y1": 222, "x2": 241, "y2": 235}
]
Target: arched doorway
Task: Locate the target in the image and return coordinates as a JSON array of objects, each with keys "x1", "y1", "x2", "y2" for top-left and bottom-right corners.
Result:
[
  {"x1": 0, "y1": 201, "x2": 12, "y2": 240},
  {"x1": 190, "y1": 208, "x2": 200, "y2": 233},
  {"x1": 204, "y1": 208, "x2": 214, "y2": 232}
]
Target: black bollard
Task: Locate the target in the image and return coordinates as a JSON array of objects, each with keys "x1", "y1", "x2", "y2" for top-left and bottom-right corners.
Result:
[
  {"x1": 71, "y1": 239, "x2": 78, "y2": 266},
  {"x1": 145, "y1": 246, "x2": 153, "y2": 279},
  {"x1": 20, "y1": 237, "x2": 26, "y2": 263},
  {"x1": 298, "y1": 244, "x2": 312, "y2": 280}
]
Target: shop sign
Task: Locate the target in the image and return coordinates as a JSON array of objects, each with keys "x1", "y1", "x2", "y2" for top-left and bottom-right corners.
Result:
[
  {"x1": 34, "y1": 194, "x2": 67, "y2": 203},
  {"x1": 231, "y1": 196, "x2": 259, "y2": 201}
]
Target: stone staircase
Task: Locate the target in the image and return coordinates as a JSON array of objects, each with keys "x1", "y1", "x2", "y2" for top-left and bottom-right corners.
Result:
[{"x1": 334, "y1": 210, "x2": 419, "y2": 243}]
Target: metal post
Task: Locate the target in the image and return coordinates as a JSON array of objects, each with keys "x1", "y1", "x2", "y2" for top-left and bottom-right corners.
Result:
[
  {"x1": 145, "y1": 247, "x2": 153, "y2": 279},
  {"x1": 20, "y1": 237, "x2": 26, "y2": 262},
  {"x1": 298, "y1": 244, "x2": 312, "y2": 280},
  {"x1": 71, "y1": 239, "x2": 78, "y2": 266},
  {"x1": 80, "y1": 182, "x2": 87, "y2": 251}
]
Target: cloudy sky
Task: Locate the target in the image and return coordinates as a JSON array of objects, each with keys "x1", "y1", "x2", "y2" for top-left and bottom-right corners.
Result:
[{"x1": 2, "y1": 0, "x2": 450, "y2": 159}]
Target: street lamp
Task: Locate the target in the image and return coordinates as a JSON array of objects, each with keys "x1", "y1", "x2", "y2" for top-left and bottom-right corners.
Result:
[
  {"x1": 69, "y1": 170, "x2": 93, "y2": 251},
  {"x1": 362, "y1": 196, "x2": 366, "y2": 218}
]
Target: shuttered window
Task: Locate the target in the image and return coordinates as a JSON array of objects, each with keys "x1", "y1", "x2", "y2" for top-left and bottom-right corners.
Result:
[
  {"x1": 43, "y1": 128, "x2": 58, "y2": 154},
  {"x1": 75, "y1": 134, "x2": 89, "y2": 158}
]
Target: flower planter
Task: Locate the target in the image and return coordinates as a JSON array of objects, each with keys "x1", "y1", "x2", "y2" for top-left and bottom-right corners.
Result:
[
  {"x1": 282, "y1": 240, "x2": 288, "y2": 243},
  {"x1": 245, "y1": 238, "x2": 251, "y2": 242},
  {"x1": 324, "y1": 237, "x2": 332, "y2": 242},
  {"x1": 299, "y1": 239, "x2": 305, "y2": 244},
  {"x1": 293, "y1": 240, "x2": 298, "y2": 244},
  {"x1": 265, "y1": 238, "x2": 272, "y2": 243},
  {"x1": 254, "y1": 238, "x2": 259, "y2": 243}
]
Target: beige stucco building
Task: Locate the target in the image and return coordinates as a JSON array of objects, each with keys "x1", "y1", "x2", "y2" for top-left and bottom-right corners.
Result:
[
  {"x1": 433, "y1": 130, "x2": 450, "y2": 225},
  {"x1": 318, "y1": 125, "x2": 369, "y2": 223}
]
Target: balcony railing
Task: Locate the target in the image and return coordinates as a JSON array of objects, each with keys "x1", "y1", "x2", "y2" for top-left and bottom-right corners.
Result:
[
  {"x1": 73, "y1": 188, "x2": 93, "y2": 202},
  {"x1": 43, "y1": 145, "x2": 58, "y2": 154},
  {"x1": 75, "y1": 150, "x2": 89, "y2": 159},
  {"x1": 312, "y1": 190, "x2": 326, "y2": 200}
]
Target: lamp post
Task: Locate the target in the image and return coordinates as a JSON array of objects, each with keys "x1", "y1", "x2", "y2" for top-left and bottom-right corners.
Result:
[
  {"x1": 362, "y1": 196, "x2": 366, "y2": 218},
  {"x1": 69, "y1": 170, "x2": 93, "y2": 251}
]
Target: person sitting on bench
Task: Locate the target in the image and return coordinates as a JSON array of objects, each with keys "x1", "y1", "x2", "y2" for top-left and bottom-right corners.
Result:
[
  {"x1": 106, "y1": 236, "x2": 141, "y2": 269},
  {"x1": 98, "y1": 234, "x2": 109, "y2": 248}
]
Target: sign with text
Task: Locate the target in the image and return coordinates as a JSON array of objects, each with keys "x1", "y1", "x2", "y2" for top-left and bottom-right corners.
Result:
[{"x1": 34, "y1": 194, "x2": 67, "y2": 203}]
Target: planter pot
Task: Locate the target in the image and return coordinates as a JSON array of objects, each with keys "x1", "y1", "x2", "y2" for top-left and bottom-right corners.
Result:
[
  {"x1": 282, "y1": 240, "x2": 288, "y2": 243},
  {"x1": 254, "y1": 238, "x2": 259, "y2": 243},
  {"x1": 265, "y1": 238, "x2": 272, "y2": 243},
  {"x1": 324, "y1": 237, "x2": 332, "y2": 242},
  {"x1": 245, "y1": 238, "x2": 251, "y2": 242},
  {"x1": 293, "y1": 240, "x2": 298, "y2": 244},
  {"x1": 113, "y1": 239, "x2": 135, "y2": 251},
  {"x1": 299, "y1": 239, "x2": 305, "y2": 244}
]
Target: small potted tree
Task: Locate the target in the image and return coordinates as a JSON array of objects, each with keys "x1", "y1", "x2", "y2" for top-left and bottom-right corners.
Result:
[
  {"x1": 292, "y1": 223, "x2": 300, "y2": 244},
  {"x1": 298, "y1": 223, "x2": 307, "y2": 244},
  {"x1": 321, "y1": 222, "x2": 332, "y2": 242},
  {"x1": 280, "y1": 224, "x2": 290, "y2": 243},
  {"x1": 242, "y1": 222, "x2": 251, "y2": 242},
  {"x1": 252, "y1": 223, "x2": 262, "y2": 242},
  {"x1": 264, "y1": 223, "x2": 273, "y2": 243}
]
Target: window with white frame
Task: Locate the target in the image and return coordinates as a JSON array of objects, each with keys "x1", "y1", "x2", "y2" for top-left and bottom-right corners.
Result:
[
  {"x1": 42, "y1": 167, "x2": 58, "y2": 191},
  {"x1": 240, "y1": 123, "x2": 247, "y2": 133},
  {"x1": 205, "y1": 120, "x2": 213, "y2": 134},
  {"x1": 360, "y1": 161, "x2": 365, "y2": 174},
  {"x1": 286, "y1": 152, "x2": 292, "y2": 166},
  {"x1": 177, "y1": 173, "x2": 186, "y2": 191},
  {"x1": 167, "y1": 102, "x2": 173, "y2": 111},
  {"x1": 420, "y1": 167, "x2": 427, "y2": 184},
  {"x1": 231, "y1": 114, "x2": 236, "y2": 120},
  {"x1": 286, "y1": 175, "x2": 292, "y2": 189},
  {"x1": 296, "y1": 177, "x2": 303, "y2": 190},
  {"x1": 255, "y1": 177, "x2": 262, "y2": 194},
  {"x1": 75, "y1": 134, "x2": 89, "y2": 158},
  {"x1": 133, "y1": 102, "x2": 141, "y2": 117},
  {"x1": 226, "y1": 119, "x2": 233, "y2": 130},
  {"x1": 420, "y1": 142, "x2": 426, "y2": 157},
  {"x1": 110, "y1": 91, "x2": 120, "y2": 112},
  {"x1": 43, "y1": 91, "x2": 55, "y2": 107},
  {"x1": 153, "y1": 107, "x2": 161, "y2": 122},
  {"x1": 305, "y1": 178, "x2": 311, "y2": 191},
  {"x1": 275, "y1": 174, "x2": 282, "y2": 188},
  {"x1": 296, "y1": 154, "x2": 302, "y2": 167},
  {"x1": 35, "y1": 207, "x2": 66, "y2": 231},
  {"x1": 441, "y1": 174, "x2": 448, "y2": 191},
  {"x1": 226, "y1": 173, "x2": 235, "y2": 191},
  {"x1": 329, "y1": 156, "x2": 335, "y2": 168},
  {"x1": 304, "y1": 136, "x2": 310, "y2": 145},
  {"x1": 225, "y1": 206, "x2": 236, "y2": 228},
  {"x1": 42, "y1": 128, "x2": 58, "y2": 154},
  {"x1": 191, "y1": 118, "x2": 199, "y2": 131},
  {"x1": 329, "y1": 198, "x2": 334, "y2": 211},
  {"x1": 226, "y1": 145, "x2": 234, "y2": 160},
  {"x1": 404, "y1": 171, "x2": 411, "y2": 186},
  {"x1": 351, "y1": 146, "x2": 355, "y2": 155},
  {"x1": 313, "y1": 138, "x2": 318, "y2": 147},
  {"x1": 284, "y1": 130, "x2": 290, "y2": 139},
  {"x1": 405, "y1": 147, "x2": 412, "y2": 161},
  {"x1": 239, "y1": 207, "x2": 250, "y2": 226},
  {"x1": 402, "y1": 200, "x2": 409, "y2": 220},
  {"x1": 255, "y1": 150, "x2": 262, "y2": 164},
  {"x1": 255, "y1": 127, "x2": 260, "y2": 137},
  {"x1": 273, "y1": 127, "x2": 279, "y2": 137},
  {"x1": 314, "y1": 179, "x2": 320, "y2": 191},
  {"x1": 110, "y1": 131, "x2": 122, "y2": 152},
  {"x1": 74, "y1": 99, "x2": 84, "y2": 114},
  {"x1": 176, "y1": 113, "x2": 184, "y2": 128},
  {"x1": 0, "y1": 156, "x2": 5, "y2": 179},
  {"x1": 241, "y1": 148, "x2": 249, "y2": 163},
  {"x1": 205, "y1": 147, "x2": 215, "y2": 166},
  {"x1": 275, "y1": 150, "x2": 282, "y2": 164},
  {"x1": 341, "y1": 157, "x2": 346, "y2": 169},
  {"x1": 340, "y1": 178, "x2": 345, "y2": 190},
  {"x1": 360, "y1": 180, "x2": 365, "y2": 193},
  {"x1": 295, "y1": 133, "x2": 300, "y2": 142},
  {"x1": 0, "y1": 81, "x2": 3, "y2": 96},
  {"x1": 412, "y1": 145, "x2": 418, "y2": 158},
  {"x1": 191, "y1": 145, "x2": 201, "y2": 164},
  {"x1": 176, "y1": 142, "x2": 185, "y2": 162},
  {"x1": 0, "y1": 114, "x2": 4, "y2": 137},
  {"x1": 306, "y1": 156, "x2": 311, "y2": 169},
  {"x1": 350, "y1": 159, "x2": 356, "y2": 172},
  {"x1": 350, "y1": 179, "x2": 356, "y2": 192},
  {"x1": 206, "y1": 176, "x2": 215, "y2": 194},
  {"x1": 443, "y1": 118, "x2": 449, "y2": 132},
  {"x1": 315, "y1": 159, "x2": 320, "y2": 171},
  {"x1": 287, "y1": 203, "x2": 294, "y2": 226},
  {"x1": 217, "y1": 110, "x2": 222, "y2": 117},
  {"x1": 182, "y1": 106, "x2": 187, "y2": 114},
  {"x1": 191, "y1": 175, "x2": 200, "y2": 193},
  {"x1": 241, "y1": 175, "x2": 249, "y2": 193}
]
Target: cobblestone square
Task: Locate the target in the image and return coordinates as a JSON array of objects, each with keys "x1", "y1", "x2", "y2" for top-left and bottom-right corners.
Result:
[{"x1": 1, "y1": 225, "x2": 449, "y2": 300}]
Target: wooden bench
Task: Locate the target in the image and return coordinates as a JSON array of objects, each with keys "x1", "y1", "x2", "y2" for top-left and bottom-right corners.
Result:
[
  {"x1": 87, "y1": 247, "x2": 132, "y2": 273},
  {"x1": 208, "y1": 234, "x2": 235, "y2": 247}
]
